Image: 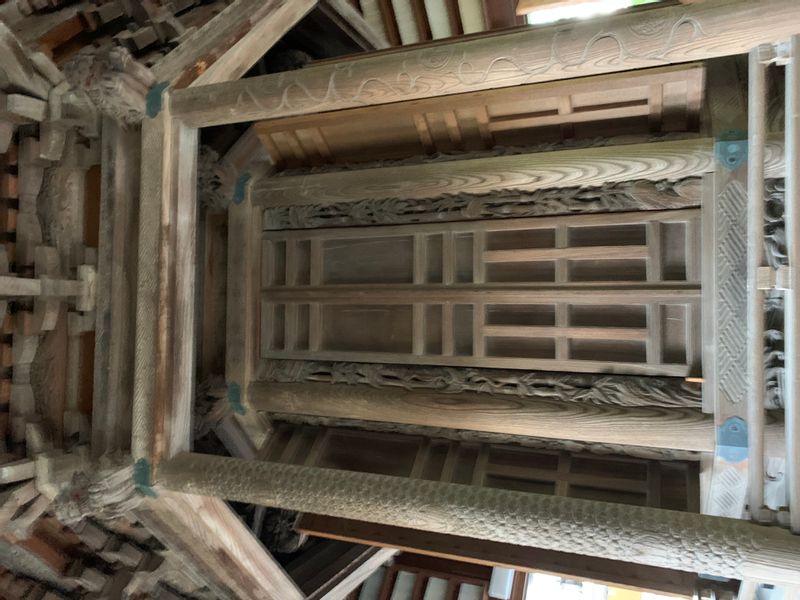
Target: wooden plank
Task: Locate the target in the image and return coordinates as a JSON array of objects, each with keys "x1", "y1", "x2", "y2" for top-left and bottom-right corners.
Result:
[
  {"x1": 226, "y1": 161, "x2": 270, "y2": 448},
  {"x1": 481, "y1": 325, "x2": 649, "y2": 341},
  {"x1": 152, "y1": 0, "x2": 316, "y2": 89},
  {"x1": 250, "y1": 381, "x2": 718, "y2": 452},
  {"x1": 136, "y1": 491, "x2": 304, "y2": 600},
  {"x1": 252, "y1": 136, "x2": 785, "y2": 207},
  {"x1": 295, "y1": 515, "x2": 699, "y2": 598},
  {"x1": 92, "y1": 118, "x2": 141, "y2": 458},
  {"x1": 0, "y1": 22, "x2": 50, "y2": 99},
  {"x1": 310, "y1": 547, "x2": 398, "y2": 600},
  {"x1": 261, "y1": 284, "x2": 700, "y2": 305},
  {"x1": 259, "y1": 347, "x2": 692, "y2": 377},
  {"x1": 252, "y1": 63, "x2": 703, "y2": 165},
  {"x1": 132, "y1": 94, "x2": 198, "y2": 466},
  {"x1": 169, "y1": 0, "x2": 800, "y2": 126},
  {"x1": 483, "y1": 245, "x2": 649, "y2": 263},
  {"x1": 320, "y1": 0, "x2": 391, "y2": 49}
]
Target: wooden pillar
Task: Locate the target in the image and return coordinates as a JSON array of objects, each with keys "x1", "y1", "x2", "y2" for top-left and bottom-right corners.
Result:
[
  {"x1": 157, "y1": 452, "x2": 800, "y2": 586},
  {"x1": 249, "y1": 381, "x2": 786, "y2": 454}
]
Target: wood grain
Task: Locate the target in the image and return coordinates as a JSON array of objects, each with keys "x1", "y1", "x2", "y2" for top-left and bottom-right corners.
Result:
[
  {"x1": 251, "y1": 381, "x2": 716, "y2": 451},
  {"x1": 137, "y1": 490, "x2": 304, "y2": 600},
  {"x1": 92, "y1": 118, "x2": 141, "y2": 458},
  {"x1": 132, "y1": 96, "x2": 198, "y2": 466},
  {"x1": 170, "y1": 0, "x2": 800, "y2": 126},
  {"x1": 252, "y1": 137, "x2": 785, "y2": 207},
  {"x1": 152, "y1": 0, "x2": 316, "y2": 89}
]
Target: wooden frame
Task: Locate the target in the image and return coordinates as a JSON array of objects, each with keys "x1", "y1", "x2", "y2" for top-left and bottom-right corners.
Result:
[
  {"x1": 259, "y1": 209, "x2": 703, "y2": 377},
  {"x1": 167, "y1": 0, "x2": 800, "y2": 127},
  {"x1": 133, "y1": 2, "x2": 800, "y2": 595}
]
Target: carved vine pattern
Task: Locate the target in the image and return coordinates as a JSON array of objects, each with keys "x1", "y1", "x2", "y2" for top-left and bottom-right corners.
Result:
[
  {"x1": 261, "y1": 360, "x2": 702, "y2": 409},
  {"x1": 264, "y1": 178, "x2": 700, "y2": 230},
  {"x1": 765, "y1": 178, "x2": 785, "y2": 409},
  {"x1": 243, "y1": 7, "x2": 711, "y2": 119}
]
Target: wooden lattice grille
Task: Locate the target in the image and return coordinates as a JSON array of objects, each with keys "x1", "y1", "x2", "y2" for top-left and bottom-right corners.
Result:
[{"x1": 260, "y1": 209, "x2": 701, "y2": 376}]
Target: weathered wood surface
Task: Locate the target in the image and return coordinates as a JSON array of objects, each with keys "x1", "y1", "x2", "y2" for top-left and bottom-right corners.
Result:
[
  {"x1": 254, "y1": 64, "x2": 705, "y2": 168},
  {"x1": 307, "y1": 546, "x2": 397, "y2": 600},
  {"x1": 136, "y1": 490, "x2": 304, "y2": 600},
  {"x1": 132, "y1": 96, "x2": 197, "y2": 466},
  {"x1": 320, "y1": 0, "x2": 391, "y2": 51},
  {"x1": 157, "y1": 451, "x2": 800, "y2": 586},
  {"x1": 170, "y1": 0, "x2": 800, "y2": 127},
  {"x1": 296, "y1": 514, "x2": 699, "y2": 597},
  {"x1": 252, "y1": 137, "x2": 785, "y2": 207},
  {"x1": 152, "y1": 0, "x2": 316, "y2": 88},
  {"x1": 92, "y1": 118, "x2": 140, "y2": 458},
  {"x1": 250, "y1": 381, "x2": 787, "y2": 454},
  {"x1": 226, "y1": 164, "x2": 271, "y2": 449}
]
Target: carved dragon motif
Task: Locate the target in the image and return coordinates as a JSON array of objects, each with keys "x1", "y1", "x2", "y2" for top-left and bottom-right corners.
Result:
[
  {"x1": 264, "y1": 178, "x2": 700, "y2": 230},
  {"x1": 261, "y1": 360, "x2": 701, "y2": 409}
]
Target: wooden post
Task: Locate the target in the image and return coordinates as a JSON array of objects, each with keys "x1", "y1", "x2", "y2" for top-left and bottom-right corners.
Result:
[
  {"x1": 132, "y1": 90, "x2": 198, "y2": 467},
  {"x1": 248, "y1": 381, "x2": 785, "y2": 454},
  {"x1": 785, "y1": 34, "x2": 800, "y2": 533},
  {"x1": 168, "y1": 0, "x2": 800, "y2": 127},
  {"x1": 92, "y1": 118, "x2": 141, "y2": 458},
  {"x1": 746, "y1": 47, "x2": 768, "y2": 516},
  {"x1": 157, "y1": 451, "x2": 800, "y2": 587}
]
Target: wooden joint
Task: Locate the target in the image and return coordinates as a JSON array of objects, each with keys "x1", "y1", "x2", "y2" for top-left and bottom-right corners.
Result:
[
  {"x1": 232, "y1": 172, "x2": 252, "y2": 205},
  {"x1": 227, "y1": 381, "x2": 246, "y2": 415},
  {"x1": 133, "y1": 458, "x2": 158, "y2": 498},
  {"x1": 145, "y1": 82, "x2": 170, "y2": 118}
]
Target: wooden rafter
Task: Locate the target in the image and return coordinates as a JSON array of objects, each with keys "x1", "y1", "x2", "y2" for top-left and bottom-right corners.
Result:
[{"x1": 151, "y1": 0, "x2": 317, "y2": 89}]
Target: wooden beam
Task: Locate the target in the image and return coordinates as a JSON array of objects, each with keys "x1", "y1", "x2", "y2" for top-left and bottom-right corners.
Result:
[
  {"x1": 132, "y1": 94, "x2": 198, "y2": 467},
  {"x1": 169, "y1": 0, "x2": 800, "y2": 127},
  {"x1": 252, "y1": 137, "x2": 785, "y2": 207},
  {"x1": 157, "y1": 451, "x2": 800, "y2": 586},
  {"x1": 319, "y1": 0, "x2": 391, "y2": 50},
  {"x1": 226, "y1": 159, "x2": 271, "y2": 449},
  {"x1": 252, "y1": 381, "x2": 724, "y2": 453},
  {"x1": 92, "y1": 118, "x2": 141, "y2": 458},
  {"x1": 308, "y1": 546, "x2": 397, "y2": 600},
  {"x1": 136, "y1": 490, "x2": 304, "y2": 600},
  {"x1": 296, "y1": 514, "x2": 699, "y2": 598},
  {"x1": 152, "y1": 0, "x2": 317, "y2": 89}
]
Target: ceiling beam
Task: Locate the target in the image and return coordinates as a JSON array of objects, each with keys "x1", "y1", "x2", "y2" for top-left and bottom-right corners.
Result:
[
  {"x1": 152, "y1": 0, "x2": 317, "y2": 89},
  {"x1": 136, "y1": 491, "x2": 304, "y2": 600},
  {"x1": 169, "y1": 0, "x2": 800, "y2": 127}
]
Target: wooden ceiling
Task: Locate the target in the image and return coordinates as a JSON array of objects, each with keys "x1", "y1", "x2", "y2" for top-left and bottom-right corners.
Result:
[{"x1": 255, "y1": 63, "x2": 705, "y2": 169}]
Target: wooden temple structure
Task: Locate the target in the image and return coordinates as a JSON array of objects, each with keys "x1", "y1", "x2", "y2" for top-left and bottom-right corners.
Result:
[{"x1": 1, "y1": 0, "x2": 800, "y2": 598}]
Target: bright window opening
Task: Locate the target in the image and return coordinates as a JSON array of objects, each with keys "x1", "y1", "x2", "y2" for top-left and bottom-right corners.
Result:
[{"x1": 523, "y1": 0, "x2": 660, "y2": 26}]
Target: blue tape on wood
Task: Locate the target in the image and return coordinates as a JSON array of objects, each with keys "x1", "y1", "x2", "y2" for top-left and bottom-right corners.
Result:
[
  {"x1": 715, "y1": 129, "x2": 747, "y2": 171},
  {"x1": 145, "y1": 82, "x2": 170, "y2": 118},
  {"x1": 228, "y1": 382, "x2": 246, "y2": 415},
  {"x1": 133, "y1": 458, "x2": 157, "y2": 497},
  {"x1": 233, "y1": 173, "x2": 252, "y2": 205},
  {"x1": 718, "y1": 416, "x2": 748, "y2": 463}
]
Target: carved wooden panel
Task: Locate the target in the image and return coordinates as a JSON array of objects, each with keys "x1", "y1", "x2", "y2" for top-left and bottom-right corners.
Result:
[
  {"x1": 260, "y1": 209, "x2": 701, "y2": 376},
  {"x1": 255, "y1": 64, "x2": 704, "y2": 168}
]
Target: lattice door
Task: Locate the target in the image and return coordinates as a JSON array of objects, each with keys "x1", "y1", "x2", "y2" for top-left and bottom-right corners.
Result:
[{"x1": 260, "y1": 209, "x2": 701, "y2": 376}]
